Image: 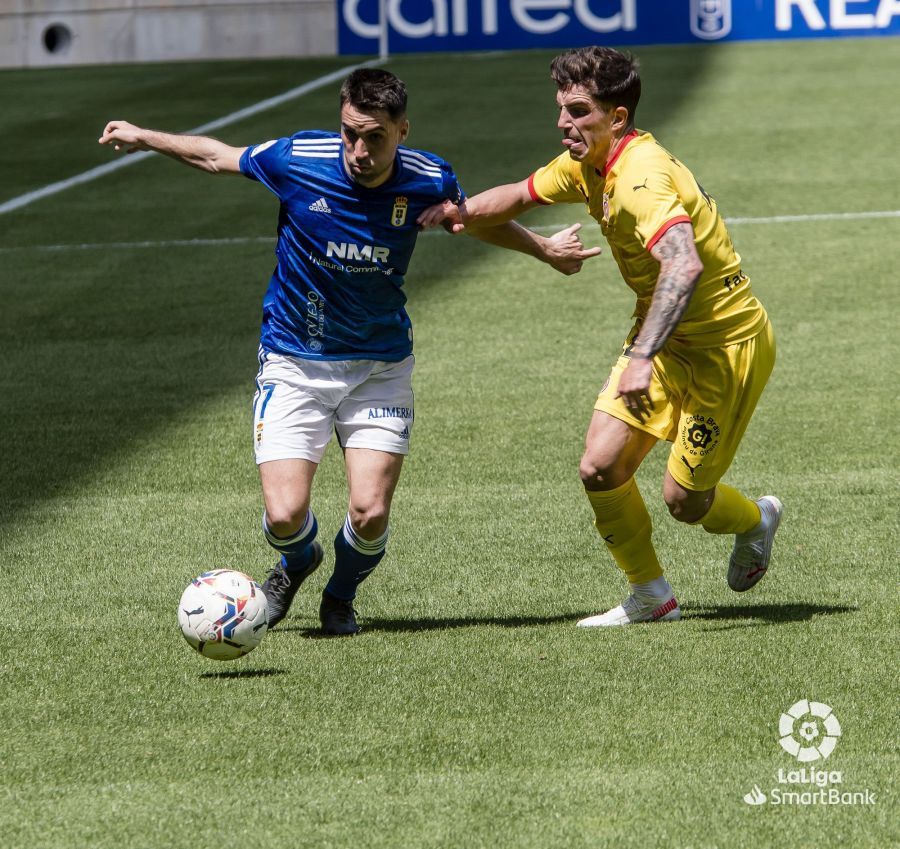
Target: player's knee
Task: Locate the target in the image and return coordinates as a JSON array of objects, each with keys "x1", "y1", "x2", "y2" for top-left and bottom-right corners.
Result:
[
  {"x1": 264, "y1": 502, "x2": 310, "y2": 538},
  {"x1": 348, "y1": 502, "x2": 390, "y2": 539},
  {"x1": 665, "y1": 497, "x2": 699, "y2": 523},
  {"x1": 663, "y1": 487, "x2": 711, "y2": 524},
  {"x1": 579, "y1": 452, "x2": 625, "y2": 490}
]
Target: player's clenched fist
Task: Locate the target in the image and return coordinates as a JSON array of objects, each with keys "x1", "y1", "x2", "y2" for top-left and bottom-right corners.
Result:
[{"x1": 98, "y1": 120, "x2": 148, "y2": 153}]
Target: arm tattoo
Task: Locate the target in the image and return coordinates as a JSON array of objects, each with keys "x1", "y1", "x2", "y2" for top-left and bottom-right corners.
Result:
[{"x1": 631, "y1": 223, "x2": 702, "y2": 358}]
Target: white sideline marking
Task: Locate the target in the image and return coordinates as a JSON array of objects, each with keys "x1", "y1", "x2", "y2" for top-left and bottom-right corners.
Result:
[
  {"x1": 0, "y1": 236, "x2": 275, "y2": 252},
  {"x1": 726, "y1": 210, "x2": 900, "y2": 225},
  {"x1": 0, "y1": 209, "x2": 897, "y2": 254},
  {"x1": 525, "y1": 210, "x2": 900, "y2": 227},
  {"x1": 0, "y1": 59, "x2": 382, "y2": 216}
]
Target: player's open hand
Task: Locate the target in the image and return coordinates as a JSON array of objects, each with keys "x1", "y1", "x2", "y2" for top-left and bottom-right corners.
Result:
[
  {"x1": 544, "y1": 222, "x2": 602, "y2": 275},
  {"x1": 615, "y1": 356, "x2": 654, "y2": 422},
  {"x1": 98, "y1": 120, "x2": 148, "y2": 154},
  {"x1": 417, "y1": 199, "x2": 466, "y2": 233}
]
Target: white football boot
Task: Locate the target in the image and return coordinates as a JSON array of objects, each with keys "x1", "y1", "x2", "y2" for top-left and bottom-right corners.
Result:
[
  {"x1": 727, "y1": 496, "x2": 783, "y2": 592},
  {"x1": 577, "y1": 587, "x2": 681, "y2": 628}
]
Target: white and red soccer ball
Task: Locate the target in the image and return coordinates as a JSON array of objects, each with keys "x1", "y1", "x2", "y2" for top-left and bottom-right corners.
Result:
[{"x1": 178, "y1": 569, "x2": 268, "y2": 660}]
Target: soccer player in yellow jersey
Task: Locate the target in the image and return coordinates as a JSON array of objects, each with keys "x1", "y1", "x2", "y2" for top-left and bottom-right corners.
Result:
[{"x1": 418, "y1": 46, "x2": 783, "y2": 626}]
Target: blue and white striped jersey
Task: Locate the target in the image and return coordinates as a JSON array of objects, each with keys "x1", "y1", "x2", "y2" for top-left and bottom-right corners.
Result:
[{"x1": 239, "y1": 131, "x2": 465, "y2": 361}]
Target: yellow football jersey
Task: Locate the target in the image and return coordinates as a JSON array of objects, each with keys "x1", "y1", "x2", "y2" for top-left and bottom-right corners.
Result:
[{"x1": 529, "y1": 131, "x2": 767, "y2": 346}]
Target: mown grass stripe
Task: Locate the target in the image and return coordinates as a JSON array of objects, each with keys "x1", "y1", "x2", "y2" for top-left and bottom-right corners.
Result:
[{"x1": 1, "y1": 208, "x2": 897, "y2": 254}]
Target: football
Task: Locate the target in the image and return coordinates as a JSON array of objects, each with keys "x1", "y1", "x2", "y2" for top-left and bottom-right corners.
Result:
[{"x1": 177, "y1": 569, "x2": 269, "y2": 660}]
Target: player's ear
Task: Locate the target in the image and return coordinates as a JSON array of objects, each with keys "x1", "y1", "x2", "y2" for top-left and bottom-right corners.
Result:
[
  {"x1": 398, "y1": 119, "x2": 410, "y2": 143},
  {"x1": 612, "y1": 105, "x2": 630, "y2": 132}
]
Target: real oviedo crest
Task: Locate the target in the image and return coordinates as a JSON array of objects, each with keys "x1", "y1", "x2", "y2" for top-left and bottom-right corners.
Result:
[
  {"x1": 690, "y1": 0, "x2": 732, "y2": 40},
  {"x1": 391, "y1": 196, "x2": 408, "y2": 227}
]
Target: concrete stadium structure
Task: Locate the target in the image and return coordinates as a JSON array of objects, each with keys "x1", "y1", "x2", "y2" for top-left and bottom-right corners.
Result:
[{"x1": 0, "y1": 0, "x2": 337, "y2": 67}]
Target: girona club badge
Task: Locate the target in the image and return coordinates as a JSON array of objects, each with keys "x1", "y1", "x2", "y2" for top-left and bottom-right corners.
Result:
[
  {"x1": 391, "y1": 196, "x2": 408, "y2": 227},
  {"x1": 690, "y1": 0, "x2": 732, "y2": 40}
]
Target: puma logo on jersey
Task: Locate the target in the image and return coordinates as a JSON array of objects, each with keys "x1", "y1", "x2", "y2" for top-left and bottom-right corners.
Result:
[
  {"x1": 633, "y1": 178, "x2": 649, "y2": 191},
  {"x1": 680, "y1": 456, "x2": 702, "y2": 479},
  {"x1": 326, "y1": 241, "x2": 390, "y2": 263}
]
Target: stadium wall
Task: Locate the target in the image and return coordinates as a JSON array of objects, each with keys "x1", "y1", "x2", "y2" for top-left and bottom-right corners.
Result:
[{"x1": 0, "y1": 0, "x2": 335, "y2": 68}]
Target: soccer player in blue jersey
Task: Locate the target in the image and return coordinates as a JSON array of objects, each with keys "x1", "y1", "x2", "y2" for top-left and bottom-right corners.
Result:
[{"x1": 100, "y1": 69, "x2": 600, "y2": 635}]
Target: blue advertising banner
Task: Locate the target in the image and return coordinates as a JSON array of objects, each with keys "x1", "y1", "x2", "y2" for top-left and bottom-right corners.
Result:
[{"x1": 338, "y1": 0, "x2": 900, "y2": 55}]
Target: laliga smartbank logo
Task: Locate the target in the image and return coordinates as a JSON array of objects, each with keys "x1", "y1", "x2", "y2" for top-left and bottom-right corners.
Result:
[
  {"x1": 778, "y1": 699, "x2": 841, "y2": 762},
  {"x1": 741, "y1": 700, "x2": 877, "y2": 807}
]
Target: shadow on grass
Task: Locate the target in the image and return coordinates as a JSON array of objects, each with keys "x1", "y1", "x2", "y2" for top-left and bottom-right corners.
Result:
[
  {"x1": 270, "y1": 603, "x2": 857, "y2": 638},
  {"x1": 682, "y1": 602, "x2": 857, "y2": 631},
  {"x1": 278, "y1": 611, "x2": 589, "y2": 637},
  {"x1": 198, "y1": 667, "x2": 286, "y2": 679}
]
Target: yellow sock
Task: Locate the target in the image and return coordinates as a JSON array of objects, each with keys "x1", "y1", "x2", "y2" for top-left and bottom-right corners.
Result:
[
  {"x1": 585, "y1": 478, "x2": 663, "y2": 584},
  {"x1": 698, "y1": 484, "x2": 761, "y2": 535}
]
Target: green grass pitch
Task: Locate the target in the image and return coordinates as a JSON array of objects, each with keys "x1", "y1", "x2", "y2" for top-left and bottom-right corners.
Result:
[{"x1": 1, "y1": 38, "x2": 898, "y2": 848}]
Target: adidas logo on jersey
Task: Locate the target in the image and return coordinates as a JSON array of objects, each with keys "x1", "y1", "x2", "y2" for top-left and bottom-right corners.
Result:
[
  {"x1": 309, "y1": 197, "x2": 332, "y2": 214},
  {"x1": 399, "y1": 426, "x2": 410, "y2": 441}
]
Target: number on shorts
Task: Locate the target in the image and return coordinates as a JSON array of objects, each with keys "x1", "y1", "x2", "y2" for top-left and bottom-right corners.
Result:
[{"x1": 256, "y1": 383, "x2": 275, "y2": 420}]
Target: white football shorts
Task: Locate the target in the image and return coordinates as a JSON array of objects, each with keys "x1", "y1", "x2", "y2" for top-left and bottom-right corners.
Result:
[{"x1": 252, "y1": 350, "x2": 415, "y2": 464}]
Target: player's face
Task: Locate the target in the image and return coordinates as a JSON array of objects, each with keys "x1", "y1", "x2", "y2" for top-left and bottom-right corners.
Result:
[
  {"x1": 556, "y1": 85, "x2": 616, "y2": 168},
  {"x1": 340, "y1": 104, "x2": 409, "y2": 188}
]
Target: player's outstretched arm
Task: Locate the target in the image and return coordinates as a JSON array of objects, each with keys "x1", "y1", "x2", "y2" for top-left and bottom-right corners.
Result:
[
  {"x1": 418, "y1": 178, "x2": 600, "y2": 274},
  {"x1": 417, "y1": 179, "x2": 538, "y2": 233},
  {"x1": 98, "y1": 120, "x2": 246, "y2": 174},
  {"x1": 469, "y1": 221, "x2": 602, "y2": 276}
]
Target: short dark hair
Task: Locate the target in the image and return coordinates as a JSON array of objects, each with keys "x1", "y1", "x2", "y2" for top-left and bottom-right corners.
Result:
[
  {"x1": 550, "y1": 47, "x2": 641, "y2": 125},
  {"x1": 340, "y1": 69, "x2": 408, "y2": 121}
]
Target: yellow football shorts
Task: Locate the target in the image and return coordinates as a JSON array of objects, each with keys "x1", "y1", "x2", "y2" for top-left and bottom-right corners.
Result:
[{"x1": 595, "y1": 320, "x2": 776, "y2": 491}]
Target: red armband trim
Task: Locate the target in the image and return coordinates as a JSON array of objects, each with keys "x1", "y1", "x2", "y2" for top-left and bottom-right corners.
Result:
[
  {"x1": 527, "y1": 173, "x2": 552, "y2": 205},
  {"x1": 646, "y1": 215, "x2": 692, "y2": 252}
]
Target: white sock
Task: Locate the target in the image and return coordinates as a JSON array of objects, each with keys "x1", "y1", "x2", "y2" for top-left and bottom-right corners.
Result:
[{"x1": 631, "y1": 575, "x2": 672, "y2": 601}]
